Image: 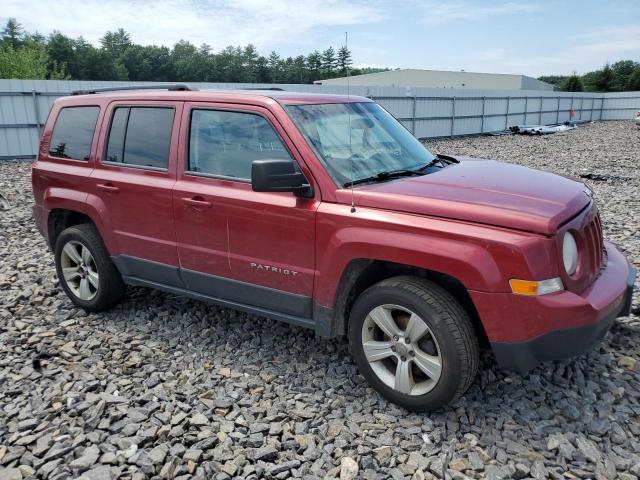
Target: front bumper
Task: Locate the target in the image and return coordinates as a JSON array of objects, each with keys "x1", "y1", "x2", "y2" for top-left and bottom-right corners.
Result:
[{"x1": 471, "y1": 242, "x2": 635, "y2": 373}]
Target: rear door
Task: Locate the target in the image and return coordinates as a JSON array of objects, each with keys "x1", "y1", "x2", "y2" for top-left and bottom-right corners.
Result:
[
  {"x1": 173, "y1": 102, "x2": 318, "y2": 319},
  {"x1": 90, "y1": 100, "x2": 183, "y2": 286}
]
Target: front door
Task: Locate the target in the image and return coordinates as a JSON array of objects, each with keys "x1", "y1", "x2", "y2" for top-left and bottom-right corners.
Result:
[
  {"x1": 174, "y1": 102, "x2": 318, "y2": 319},
  {"x1": 90, "y1": 100, "x2": 183, "y2": 286}
]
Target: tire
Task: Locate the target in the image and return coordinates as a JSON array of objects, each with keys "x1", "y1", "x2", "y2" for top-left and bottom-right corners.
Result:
[
  {"x1": 348, "y1": 276, "x2": 479, "y2": 411},
  {"x1": 54, "y1": 223, "x2": 125, "y2": 312}
]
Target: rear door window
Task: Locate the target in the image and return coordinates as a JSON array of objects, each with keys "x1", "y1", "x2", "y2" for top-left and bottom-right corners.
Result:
[
  {"x1": 105, "y1": 106, "x2": 174, "y2": 169},
  {"x1": 49, "y1": 106, "x2": 100, "y2": 160}
]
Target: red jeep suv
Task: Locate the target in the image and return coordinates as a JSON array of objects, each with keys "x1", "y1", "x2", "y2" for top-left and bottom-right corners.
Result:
[{"x1": 32, "y1": 85, "x2": 635, "y2": 411}]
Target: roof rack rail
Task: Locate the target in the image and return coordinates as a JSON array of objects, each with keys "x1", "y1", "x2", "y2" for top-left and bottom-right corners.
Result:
[
  {"x1": 71, "y1": 83, "x2": 197, "y2": 95},
  {"x1": 242, "y1": 87, "x2": 284, "y2": 91}
]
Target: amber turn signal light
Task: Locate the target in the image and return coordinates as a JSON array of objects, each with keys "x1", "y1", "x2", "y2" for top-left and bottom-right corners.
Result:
[{"x1": 509, "y1": 278, "x2": 563, "y2": 296}]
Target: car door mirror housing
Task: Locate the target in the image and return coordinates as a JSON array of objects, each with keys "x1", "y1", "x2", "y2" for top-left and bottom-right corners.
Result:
[{"x1": 251, "y1": 160, "x2": 313, "y2": 197}]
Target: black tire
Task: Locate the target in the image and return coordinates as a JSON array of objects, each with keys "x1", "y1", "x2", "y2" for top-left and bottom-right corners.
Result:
[
  {"x1": 54, "y1": 223, "x2": 125, "y2": 312},
  {"x1": 348, "y1": 276, "x2": 479, "y2": 411}
]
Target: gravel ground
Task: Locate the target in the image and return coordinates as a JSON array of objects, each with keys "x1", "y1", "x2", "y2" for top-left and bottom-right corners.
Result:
[{"x1": 1, "y1": 120, "x2": 639, "y2": 480}]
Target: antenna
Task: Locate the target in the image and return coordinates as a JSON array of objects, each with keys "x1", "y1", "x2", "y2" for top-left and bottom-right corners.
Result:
[{"x1": 346, "y1": 31, "x2": 356, "y2": 214}]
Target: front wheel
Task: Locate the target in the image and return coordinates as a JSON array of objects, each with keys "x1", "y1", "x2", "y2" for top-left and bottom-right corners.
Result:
[{"x1": 348, "y1": 276, "x2": 479, "y2": 411}]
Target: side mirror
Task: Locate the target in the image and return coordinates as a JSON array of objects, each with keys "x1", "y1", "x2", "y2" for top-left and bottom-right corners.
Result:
[{"x1": 251, "y1": 160, "x2": 313, "y2": 197}]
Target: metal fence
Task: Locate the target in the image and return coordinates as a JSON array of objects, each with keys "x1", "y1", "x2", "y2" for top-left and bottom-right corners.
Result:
[{"x1": 1, "y1": 79, "x2": 639, "y2": 160}]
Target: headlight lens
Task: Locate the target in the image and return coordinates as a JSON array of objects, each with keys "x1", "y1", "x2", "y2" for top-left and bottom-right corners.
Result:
[{"x1": 563, "y1": 232, "x2": 578, "y2": 275}]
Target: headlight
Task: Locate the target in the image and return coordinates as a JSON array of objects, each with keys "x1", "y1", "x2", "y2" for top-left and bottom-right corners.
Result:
[{"x1": 563, "y1": 232, "x2": 578, "y2": 275}]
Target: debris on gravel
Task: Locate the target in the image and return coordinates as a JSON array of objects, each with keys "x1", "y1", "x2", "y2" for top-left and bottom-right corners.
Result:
[{"x1": 1, "y1": 120, "x2": 639, "y2": 479}]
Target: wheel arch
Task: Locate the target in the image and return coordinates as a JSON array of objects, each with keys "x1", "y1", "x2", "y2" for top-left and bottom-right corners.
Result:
[
  {"x1": 324, "y1": 259, "x2": 489, "y2": 347},
  {"x1": 43, "y1": 189, "x2": 115, "y2": 254},
  {"x1": 48, "y1": 209, "x2": 94, "y2": 248}
]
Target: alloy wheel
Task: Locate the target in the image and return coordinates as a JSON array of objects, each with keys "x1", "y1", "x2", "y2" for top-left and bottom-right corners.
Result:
[
  {"x1": 60, "y1": 240, "x2": 99, "y2": 301},
  {"x1": 361, "y1": 304, "x2": 442, "y2": 396}
]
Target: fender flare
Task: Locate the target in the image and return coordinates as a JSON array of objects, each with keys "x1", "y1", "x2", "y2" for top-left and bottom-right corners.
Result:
[
  {"x1": 314, "y1": 227, "x2": 505, "y2": 309},
  {"x1": 43, "y1": 188, "x2": 117, "y2": 254}
]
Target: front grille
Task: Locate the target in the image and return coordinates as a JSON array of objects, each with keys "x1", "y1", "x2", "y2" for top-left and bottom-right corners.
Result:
[{"x1": 583, "y1": 212, "x2": 605, "y2": 275}]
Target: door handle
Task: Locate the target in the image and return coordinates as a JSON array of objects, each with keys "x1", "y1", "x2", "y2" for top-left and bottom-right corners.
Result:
[
  {"x1": 97, "y1": 183, "x2": 120, "y2": 193},
  {"x1": 182, "y1": 196, "x2": 212, "y2": 209}
]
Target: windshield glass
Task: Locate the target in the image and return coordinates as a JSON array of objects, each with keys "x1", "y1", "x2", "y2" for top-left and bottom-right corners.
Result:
[{"x1": 286, "y1": 102, "x2": 436, "y2": 186}]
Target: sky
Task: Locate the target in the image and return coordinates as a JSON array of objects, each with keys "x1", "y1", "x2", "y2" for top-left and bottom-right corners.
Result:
[{"x1": 1, "y1": 0, "x2": 639, "y2": 77}]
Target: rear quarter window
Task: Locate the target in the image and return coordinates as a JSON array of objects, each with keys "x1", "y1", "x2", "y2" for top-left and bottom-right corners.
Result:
[{"x1": 49, "y1": 106, "x2": 100, "y2": 160}]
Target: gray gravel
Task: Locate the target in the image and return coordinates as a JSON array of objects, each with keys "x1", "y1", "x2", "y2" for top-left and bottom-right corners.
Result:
[{"x1": 1, "y1": 120, "x2": 639, "y2": 480}]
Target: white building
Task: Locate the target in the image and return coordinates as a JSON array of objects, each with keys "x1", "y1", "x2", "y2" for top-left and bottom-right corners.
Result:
[{"x1": 314, "y1": 68, "x2": 555, "y2": 91}]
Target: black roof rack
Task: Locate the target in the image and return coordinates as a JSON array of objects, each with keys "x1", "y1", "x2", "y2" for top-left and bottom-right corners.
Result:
[
  {"x1": 242, "y1": 87, "x2": 284, "y2": 91},
  {"x1": 71, "y1": 83, "x2": 197, "y2": 95}
]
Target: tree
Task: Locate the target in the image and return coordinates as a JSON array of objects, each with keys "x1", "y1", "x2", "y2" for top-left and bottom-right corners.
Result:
[
  {"x1": 172, "y1": 40, "x2": 199, "y2": 79},
  {"x1": 611, "y1": 60, "x2": 636, "y2": 92},
  {"x1": 292, "y1": 55, "x2": 307, "y2": 83},
  {"x1": 111, "y1": 60, "x2": 129, "y2": 80},
  {"x1": 100, "y1": 28, "x2": 132, "y2": 59},
  {"x1": 255, "y1": 55, "x2": 270, "y2": 83},
  {"x1": 0, "y1": 43, "x2": 48, "y2": 78},
  {"x1": 337, "y1": 46, "x2": 352, "y2": 75},
  {"x1": 306, "y1": 51, "x2": 322, "y2": 81},
  {"x1": 46, "y1": 31, "x2": 74, "y2": 77},
  {"x1": 1, "y1": 18, "x2": 24, "y2": 49},
  {"x1": 560, "y1": 73, "x2": 583, "y2": 92},
  {"x1": 591, "y1": 63, "x2": 615, "y2": 92},
  {"x1": 321, "y1": 47, "x2": 337, "y2": 77},
  {"x1": 282, "y1": 56, "x2": 295, "y2": 83},
  {"x1": 628, "y1": 66, "x2": 640, "y2": 91},
  {"x1": 267, "y1": 51, "x2": 282, "y2": 82},
  {"x1": 242, "y1": 44, "x2": 259, "y2": 82},
  {"x1": 2, "y1": 17, "x2": 370, "y2": 84}
]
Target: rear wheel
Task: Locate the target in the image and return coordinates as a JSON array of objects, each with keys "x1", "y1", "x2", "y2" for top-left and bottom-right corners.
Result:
[
  {"x1": 54, "y1": 224, "x2": 125, "y2": 311},
  {"x1": 349, "y1": 276, "x2": 479, "y2": 411}
]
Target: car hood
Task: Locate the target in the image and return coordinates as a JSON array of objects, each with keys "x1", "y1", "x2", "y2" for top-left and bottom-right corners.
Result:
[{"x1": 342, "y1": 156, "x2": 591, "y2": 235}]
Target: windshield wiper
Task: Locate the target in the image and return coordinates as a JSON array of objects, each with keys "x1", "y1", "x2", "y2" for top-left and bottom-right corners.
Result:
[
  {"x1": 344, "y1": 169, "x2": 423, "y2": 188},
  {"x1": 419, "y1": 155, "x2": 457, "y2": 170}
]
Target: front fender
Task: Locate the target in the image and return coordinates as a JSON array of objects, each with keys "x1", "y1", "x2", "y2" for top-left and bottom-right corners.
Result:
[{"x1": 314, "y1": 203, "x2": 557, "y2": 307}]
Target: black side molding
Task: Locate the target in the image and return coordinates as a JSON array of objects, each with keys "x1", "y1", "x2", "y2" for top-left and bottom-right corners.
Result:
[
  {"x1": 111, "y1": 255, "x2": 328, "y2": 334},
  {"x1": 112, "y1": 255, "x2": 183, "y2": 288},
  {"x1": 181, "y1": 268, "x2": 312, "y2": 319}
]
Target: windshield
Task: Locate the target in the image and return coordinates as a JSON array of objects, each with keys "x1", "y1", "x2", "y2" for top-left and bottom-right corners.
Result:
[{"x1": 286, "y1": 102, "x2": 437, "y2": 186}]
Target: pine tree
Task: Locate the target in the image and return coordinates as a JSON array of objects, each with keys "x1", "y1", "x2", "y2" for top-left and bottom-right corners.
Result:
[
  {"x1": 1, "y1": 18, "x2": 24, "y2": 49},
  {"x1": 100, "y1": 28, "x2": 131, "y2": 59},
  {"x1": 560, "y1": 74, "x2": 583, "y2": 92},
  {"x1": 267, "y1": 51, "x2": 282, "y2": 82},
  {"x1": 593, "y1": 63, "x2": 615, "y2": 92},
  {"x1": 628, "y1": 66, "x2": 640, "y2": 91},
  {"x1": 306, "y1": 51, "x2": 322, "y2": 82},
  {"x1": 293, "y1": 55, "x2": 307, "y2": 83},
  {"x1": 321, "y1": 47, "x2": 337, "y2": 77},
  {"x1": 242, "y1": 44, "x2": 259, "y2": 82},
  {"x1": 337, "y1": 46, "x2": 352, "y2": 75}
]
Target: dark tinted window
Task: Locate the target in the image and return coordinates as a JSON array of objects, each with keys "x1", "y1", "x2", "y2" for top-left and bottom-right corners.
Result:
[
  {"x1": 49, "y1": 107, "x2": 99, "y2": 160},
  {"x1": 188, "y1": 109, "x2": 291, "y2": 179},
  {"x1": 105, "y1": 108, "x2": 128, "y2": 163},
  {"x1": 104, "y1": 107, "x2": 174, "y2": 169}
]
